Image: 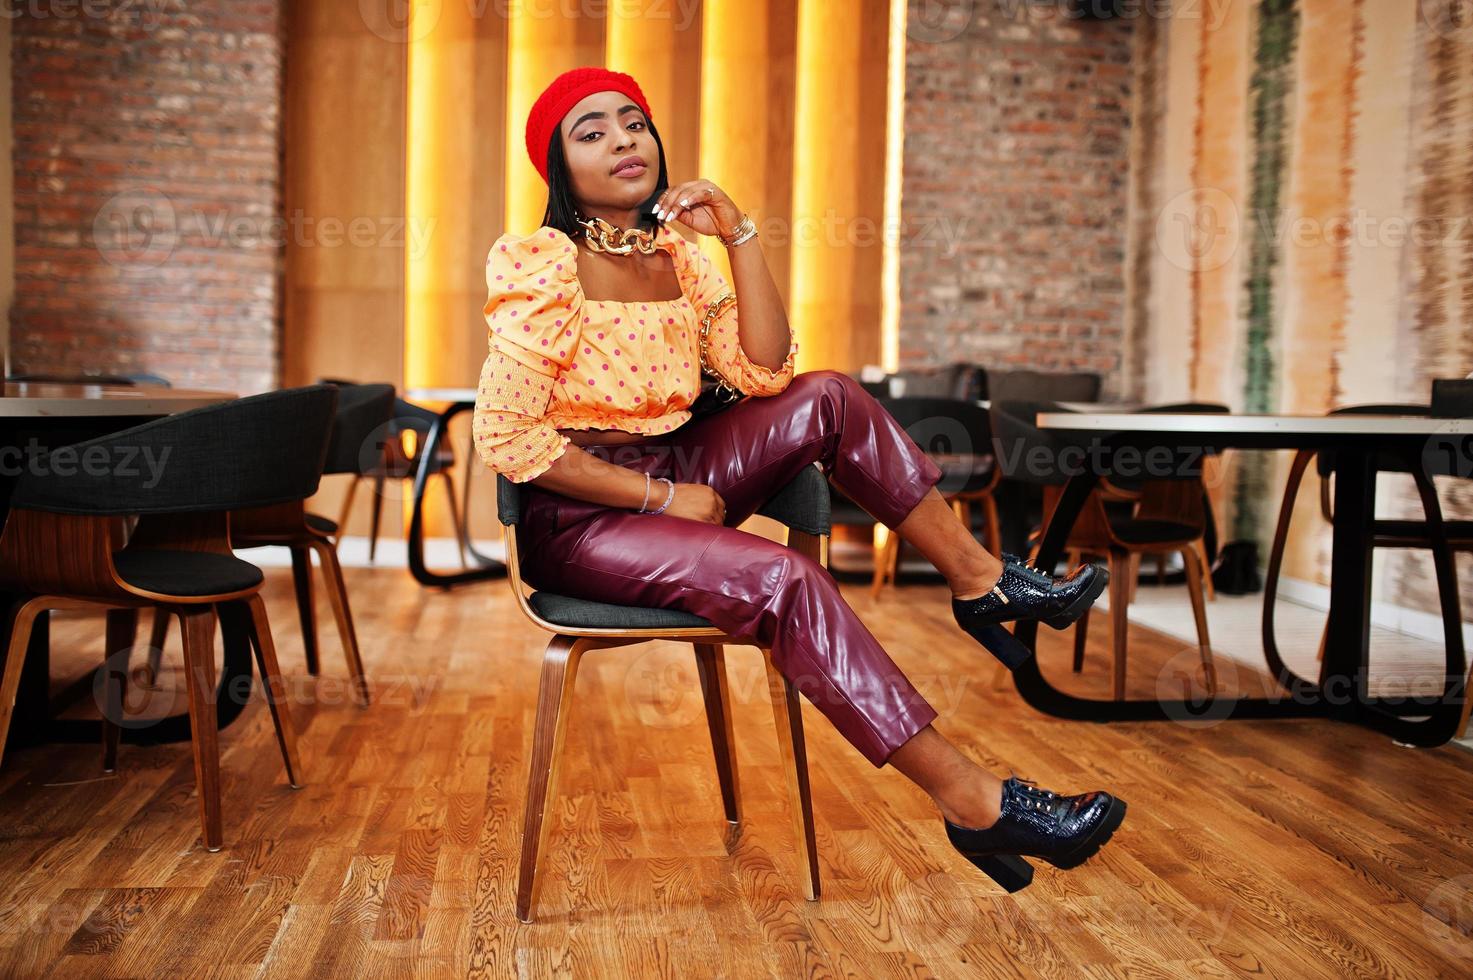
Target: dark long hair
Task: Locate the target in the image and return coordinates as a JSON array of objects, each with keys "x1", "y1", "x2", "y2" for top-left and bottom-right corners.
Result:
[{"x1": 539, "y1": 115, "x2": 671, "y2": 239}]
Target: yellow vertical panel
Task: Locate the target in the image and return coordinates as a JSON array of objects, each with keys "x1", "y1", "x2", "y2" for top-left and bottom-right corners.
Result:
[
  {"x1": 699, "y1": 0, "x2": 798, "y2": 306},
  {"x1": 405, "y1": 1, "x2": 473, "y2": 389},
  {"x1": 607, "y1": 0, "x2": 701, "y2": 182},
  {"x1": 791, "y1": 0, "x2": 889, "y2": 372},
  {"x1": 504, "y1": 3, "x2": 605, "y2": 236},
  {"x1": 881, "y1": 0, "x2": 906, "y2": 373}
]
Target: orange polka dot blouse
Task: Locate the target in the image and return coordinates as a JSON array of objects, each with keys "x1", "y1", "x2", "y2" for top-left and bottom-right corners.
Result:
[{"x1": 472, "y1": 223, "x2": 799, "y2": 483}]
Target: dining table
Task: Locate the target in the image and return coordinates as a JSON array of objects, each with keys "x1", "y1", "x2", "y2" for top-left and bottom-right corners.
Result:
[
  {"x1": 0, "y1": 381, "x2": 246, "y2": 751},
  {"x1": 1008, "y1": 408, "x2": 1471, "y2": 747},
  {"x1": 401, "y1": 387, "x2": 507, "y2": 588}
]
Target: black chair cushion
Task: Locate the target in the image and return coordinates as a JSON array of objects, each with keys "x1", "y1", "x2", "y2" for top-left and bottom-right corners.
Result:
[
  {"x1": 1110, "y1": 519, "x2": 1200, "y2": 546},
  {"x1": 112, "y1": 550, "x2": 265, "y2": 597},
  {"x1": 306, "y1": 512, "x2": 338, "y2": 535},
  {"x1": 528, "y1": 591, "x2": 715, "y2": 630}
]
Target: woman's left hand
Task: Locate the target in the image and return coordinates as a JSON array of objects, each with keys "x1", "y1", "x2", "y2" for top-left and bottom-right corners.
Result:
[{"x1": 654, "y1": 179, "x2": 743, "y2": 241}]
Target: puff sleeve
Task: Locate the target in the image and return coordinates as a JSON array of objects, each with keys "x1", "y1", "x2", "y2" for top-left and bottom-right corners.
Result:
[
  {"x1": 472, "y1": 228, "x2": 585, "y2": 483},
  {"x1": 683, "y1": 240, "x2": 798, "y2": 397}
]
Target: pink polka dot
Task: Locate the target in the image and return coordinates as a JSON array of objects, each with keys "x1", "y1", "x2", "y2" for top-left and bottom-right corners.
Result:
[
  {"x1": 540, "y1": 339, "x2": 549, "y2": 346},
  {"x1": 531, "y1": 246, "x2": 539, "y2": 253},
  {"x1": 501, "y1": 244, "x2": 508, "y2": 251},
  {"x1": 605, "y1": 395, "x2": 613, "y2": 402},
  {"x1": 613, "y1": 317, "x2": 621, "y2": 324},
  {"x1": 514, "y1": 262, "x2": 522, "y2": 269},
  {"x1": 597, "y1": 332, "x2": 604, "y2": 339},
  {"x1": 583, "y1": 347, "x2": 591, "y2": 354},
  {"x1": 613, "y1": 349, "x2": 620, "y2": 356},
  {"x1": 538, "y1": 278, "x2": 546, "y2": 285},
  {"x1": 588, "y1": 379, "x2": 595, "y2": 385},
  {"x1": 601, "y1": 364, "x2": 609, "y2": 370},
  {"x1": 555, "y1": 319, "x2": 563, "y2": 327}
]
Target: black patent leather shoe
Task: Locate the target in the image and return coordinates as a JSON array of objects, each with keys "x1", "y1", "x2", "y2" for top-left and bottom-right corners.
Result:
[
  {"x1": 953, "y1": 553, "x2": 1108, "y2": 636},
  {"x1": 945, "y1": 777, "x2": 1127, "y2": 893}
]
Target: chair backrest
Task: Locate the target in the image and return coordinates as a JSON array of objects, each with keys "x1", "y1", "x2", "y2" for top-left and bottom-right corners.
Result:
[
  {"x1": 1317, "y1": 402, "x2": 1430, "y2": 478},
  {"x1": 11, "y1": 385, "x2": 339, "y2": 515},
  {"x1": 989, "y1": 399, "x2": 1075, "y2": 485},
  {"x1": 320, "y1": 383, "x2": 396, "y2": 476},
  {"x1": 876, "y1": 395, "x2": 993, "y2": 458},
  {"x1": 985, "y1": 368, "x2": 1102, "y2": 405},
  {"x1": 496, "y1": 462, "x2": 832, "y2": 536},
  {"x1": 1432, "y1": 379, "x2": 1473, "y2": 418}
]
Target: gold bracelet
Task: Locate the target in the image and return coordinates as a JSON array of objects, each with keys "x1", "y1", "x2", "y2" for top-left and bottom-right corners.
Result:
[
  {"x1": 719, "y1": 214, "x2": 757, "y2": 248},
  {"x1": 698, "y1": 291, "x2": 743, "y2": 398}
]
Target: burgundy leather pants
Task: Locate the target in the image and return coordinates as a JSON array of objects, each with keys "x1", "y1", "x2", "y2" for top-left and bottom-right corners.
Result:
[{"x1": 516, "y1": 370, "x2": 946, "y2": 767}]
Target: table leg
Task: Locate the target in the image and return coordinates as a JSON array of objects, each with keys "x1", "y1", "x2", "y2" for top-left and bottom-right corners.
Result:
[{"x1": 407, "y1": 401, "x2": 507, "y2": 588}]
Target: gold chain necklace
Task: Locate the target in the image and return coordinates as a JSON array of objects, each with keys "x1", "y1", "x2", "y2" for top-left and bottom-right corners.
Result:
[{"x1": 575, "y1": 215, "x2": 658, "y2": 256}]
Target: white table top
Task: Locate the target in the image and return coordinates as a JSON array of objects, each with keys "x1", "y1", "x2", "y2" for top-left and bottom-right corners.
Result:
[
  {"x1": 1036, "y1": 411, "x2": 1473, "y2": 436},
  {"x1": 0, "y1": 383, "x2": 236, "y2": 418},
  {"x1": 405, "y1": 387, "x2": 477, "y2": 403}
]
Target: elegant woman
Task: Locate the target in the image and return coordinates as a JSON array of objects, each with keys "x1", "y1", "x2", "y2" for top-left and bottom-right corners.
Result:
[{"x1": 474, "y1": 66, "x2": 1125, "y2": 891}]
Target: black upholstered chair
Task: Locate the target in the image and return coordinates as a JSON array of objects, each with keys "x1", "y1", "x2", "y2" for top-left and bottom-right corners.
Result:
[
  {"x1": 0, "y1": 385, "x2": 339, "y2": 851},
  {"x1": 145, "y1": 383, "x2": 395, "y2": 704},
  {"x1": 321, "y1": 382, "x2": 469, "y2": 566},
  {"x1": 498, "y1": 463, "x2": 831, "y2": 922},
  {"x1": 865, "y1": 396, "x2": 1002, "y2": 597}
]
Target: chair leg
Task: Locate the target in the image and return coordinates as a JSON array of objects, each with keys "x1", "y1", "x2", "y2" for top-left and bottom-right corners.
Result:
[
  {"x1": 368, "y1": 471, "x2": 387, "y2": 563},
  {"x1": 177, "y1": 605, "x2": 223, "y2": 851},
  {"x1": 290, "y1": 545, "x2": 319, "y2": 676},
  {"x1": 1155, "y1": 554, "x2": 1166, "y2": 586},
  {"x1": 516, "y1": 635, "x2": 586, "y2": 923},
  {"x1": 693, "y1": 643, "x2": 740, "y2": 825},
  {"x1": 442, "y1": 471, "x2": 470, "y2": 570},
  {"x1": 981, "y1": 492, "x2": 1002, "y2": 558},
  {"x1": 306, "y1": 538, "x2": 370, "y2": 707},
  {"x1": 1195, "y1": 538, "x2": 1216, "y2": 601},
  {"x1": 1459, "y1": 662, "x2": 1472, "y2": 740},
  {"x1": 1180, "y1": 547, "x2": 1217, "y2": 695},
  {"x1": 101, "y1": 608, "x2": 138, "y2": 773},
  {"x1": 0, "y1": 597, "x2": 51, "y2": 771},
  {"x1": 1072, "y1": 605, "x2": 1091, "y2": 674},
  {"x1": 764, "y1": 654, "x2": 820, "y2": 902},
  {"x1": 1108, "y1": 550, "x2": 1130, "y2": 701},
  {"x1": 144, "y1": 607, "x2": 170, "y2": 688},
  {"x1": 243, "y1": 594, "x2": 304, "y2": 788},
  {"x1": 336, "y1": 475, "x2": 361, "y2": 545},
  {"x1": 1128, "y1": 553, "x2": 1141, "y2": 605},
  {"x1": 870, "y1": 529, "x2": 899, "y2": 600}
]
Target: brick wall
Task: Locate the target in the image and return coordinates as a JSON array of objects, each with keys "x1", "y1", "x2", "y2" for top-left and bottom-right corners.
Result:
[
  {"x1": 900, "y1": 3, "x2": 1133, "y2": 393},
  {"x1": 9, "y1": 0, "x2": 285, "y2": 394}
]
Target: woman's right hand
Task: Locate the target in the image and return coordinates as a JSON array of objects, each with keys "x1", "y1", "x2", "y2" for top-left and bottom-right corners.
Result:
[{"x1": 662, "y1": 482, "x2": 727, "y2": 525}]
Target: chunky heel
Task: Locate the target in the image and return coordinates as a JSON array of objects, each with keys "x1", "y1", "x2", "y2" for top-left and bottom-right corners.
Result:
[
  {"x1": 973, "y1": 854, "x2": 1034, "y2": 893},
  {"x1": 972, "y1": 624, "x2": 1035, "y2": 670}
]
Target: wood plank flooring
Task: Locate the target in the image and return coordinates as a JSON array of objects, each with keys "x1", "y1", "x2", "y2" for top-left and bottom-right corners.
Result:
[{"x1": 1, "y1": 563, "x2": 1470, "y2": 977}]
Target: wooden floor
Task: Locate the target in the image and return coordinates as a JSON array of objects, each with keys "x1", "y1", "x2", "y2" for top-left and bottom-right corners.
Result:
[{"x1": 1, "y1": 559, "x2": 1471, "y2": 977}]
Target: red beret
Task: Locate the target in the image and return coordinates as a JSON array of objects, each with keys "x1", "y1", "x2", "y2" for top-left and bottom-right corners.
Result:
[{"x1": 525, "y1": 67, "x2": 654, "y2": 185}]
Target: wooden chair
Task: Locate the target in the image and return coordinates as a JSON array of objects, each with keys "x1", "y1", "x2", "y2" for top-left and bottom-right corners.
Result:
[
  {"x1": 498, "y1": 465, "x2": 831, "y2": 922},
  {"x1": 1264, "y1": 399, "x2": 1472, "y2": 735},
  {"x1": 1039, "y1": 476, "x2": 1218, "y2": 700},
  {"x1": 0, "y1": 385, "x2": 339, "y2": 851},
  {"x1": 145, "y1": 384, "x2": 395, "y2": 705},
  {"x1": 869, "y1": 397, "x2": 1001, "y2": 598}
]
